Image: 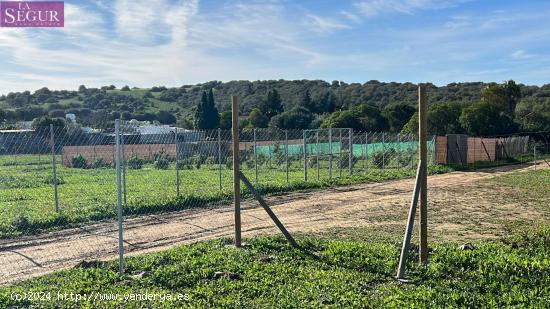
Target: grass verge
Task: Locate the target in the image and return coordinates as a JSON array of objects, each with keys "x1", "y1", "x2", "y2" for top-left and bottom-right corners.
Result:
[
  {"x1": 1, "y1": 165, "x2": 452, "y2": 238},
  {"x1": 1, "y1": 226, "x2": 548, "y2": 308}
]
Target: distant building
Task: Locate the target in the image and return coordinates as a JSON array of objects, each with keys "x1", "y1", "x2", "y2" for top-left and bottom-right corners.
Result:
[
  {"x1": 65, "y1": 113, "x2": 76, "y2": 123},
  {"x1": 0, "y1": 129, "x2": 48, "y2": 154},
  {"x1": 81, "y1": 126, "x2": 101, "y2": 134},
  {"x1": 117, "y1": 120, "x2": 203, "y2": 144},
  {"x1": 15, "y1": 121, "x2": 33, "y2": 130}
]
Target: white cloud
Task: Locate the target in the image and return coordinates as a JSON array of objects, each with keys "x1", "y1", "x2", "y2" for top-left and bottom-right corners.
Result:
[
  {"x1": 0, "y1": 0, "x2": 199, "y2": 93},
  {"x1": 1, "y1": 0, "x2": 549, "y2": 93},
  {"x1": 511, "y1": 49, "x2": 535, "y2": 60},
  {"x1": 444, "y1": 15, "x2": 472, "y2": 29},
  {"x1": 340, "y1": 11, "x2": 362, "y2": 23},
  {"x1": 302, "y1": 14, "x2": 350, "y2": 34},
  {"x1": 187, "y1": 2, "x2": 327, "y2": 64},
  {"x1": 114, "y1": 0, "x2": 196, "y2": 44},
  {"x1": 0, "y1": 0, "x2": 333, "y2": 93},
  {"x1": 355, "y1": 0, "x2": 467, "y2": 17}
]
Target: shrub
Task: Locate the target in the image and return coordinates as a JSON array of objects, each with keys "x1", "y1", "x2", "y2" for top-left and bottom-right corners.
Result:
[
  {"x1": 245, "y1": 158, "x2": 255, "y2": 169},
  {"x1": 127, "y1": 155, "x2": 144, "y2": 169},
  {"x1": 154, "y1": 154, "x2": 170, "y2": 169},
  {"x1": 397, "y1": 149, "x2": 415, "y2": 168},
  {"x1": 155, "y1": 158, "x2": 170, "y2": 170},
  {"x1": 339, "y1": 152, "x2": 358, "y2": 169},
  {"x1": 71, "y1": 154, "x2": 88, "y2": 169},
  {"x1": 257, "y1": 153, "x2": 267, "y2": 166},
  {"x1": 370, "y1": 151, "x2": 385, "y2": 168},
  {"x1": 205, "y1": 156, "x2": 217, "y2": 166},
  {"x1": 225, "y1": 156, "x2": 233, "y2": 169},
  {"x1": 43, "y1": 175, "x2": 65, "y2": 185},
  {"x1": 91, "y1": 157, "x2": 110, "y2": 169},
  {"x1": 384, "y1": 148, "x2": 397, "y2": 167},
  {"x1": 177, "y1": 158, "x2": 193, "y2": 170},
  {"x1": 273, "y1": 143, "x2": 285, "y2": 165},
  {"x1": 193, "y1": 155, "x2": 208, "y2": 169},
  {"x1": 308, "y1": 157, "x2": 317, "y2": 168}
]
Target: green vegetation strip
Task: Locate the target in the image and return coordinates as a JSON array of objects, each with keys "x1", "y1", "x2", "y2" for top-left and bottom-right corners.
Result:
[
  {"x1": 0, "y1": 161, "x2": 452, "y2": 238},
  {"x1": 1, "y1": 226, "x2": 548, "y2": 308}
]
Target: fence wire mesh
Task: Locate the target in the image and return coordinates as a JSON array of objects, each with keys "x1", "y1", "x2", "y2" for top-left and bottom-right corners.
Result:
[{"x1": 0, "y1": 122, "x2": 542, "y2": 285}]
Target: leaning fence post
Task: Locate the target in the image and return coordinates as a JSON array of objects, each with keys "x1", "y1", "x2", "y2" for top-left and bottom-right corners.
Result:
[
  {"x1": 348, "y1": 128, "x2": 353, "y2": 175},
  {"x1": 254, "y1": 128, "x2": 258, "y2": 185},
  {"x1": 396, "y1": 161, "x2": 425, "y2": 280},
  {"x1": 175, "y1": 128, "x2": 180, "y2": 196},
  {"x1": 49, "y1": 124, "x2": 59, "y2": 213},
  {"x1": 115, "y1": 119, "x2": 124, "y2": 274},
  {"x1": 218, "y1": 128, "x2": 222, "y2": 192},
  {"x1": 303, "y1": 130, "x2": 308, "y2": 181},
  {"x1": 231, "y1": 97, "x2": 242, "y2": 248},
  {"x1": 285, "y1": 130, "x2": 289, "y2": 183}
]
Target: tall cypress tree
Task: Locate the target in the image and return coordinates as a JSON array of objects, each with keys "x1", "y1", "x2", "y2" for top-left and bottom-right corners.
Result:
[
  {"x1": 194, "y1": 91, "x2": 208, "y2": 129},
  {"x1": 195, "y1": 89, "x2": 220, "y2": 129},
  {"x1": 319, "y1": 91, "x2": 336, "y2": 113},
  {"x1": 264, "y1": 89, "x2": 283, "y2": 119},
  {"x1": 298, "y1": 89, "x2": 313, "y2": 112},
  {"x1": 205, "y1": 89, "x2": 219, "y2": 129}
]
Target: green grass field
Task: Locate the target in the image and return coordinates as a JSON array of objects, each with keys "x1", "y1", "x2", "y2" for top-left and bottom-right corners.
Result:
[
  {"x1": 1, "y1": 158, "x2": 548, "y2": 308},
  {"x1": 1, "y1": 226, "x2": 547, "y2": 307},
  {"x1": 0, "y1": 153, "x2": 452, "y2": 238}
]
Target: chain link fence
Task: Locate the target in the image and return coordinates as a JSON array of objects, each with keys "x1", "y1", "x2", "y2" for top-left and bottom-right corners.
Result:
[{"x1": 0, "y1": 122, "x2": 542, "y2": 283}]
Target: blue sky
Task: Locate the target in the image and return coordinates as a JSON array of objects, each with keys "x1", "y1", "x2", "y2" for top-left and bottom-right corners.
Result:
[{"x1": 0, "y1": 0, "x2": 549, "y2": 94}]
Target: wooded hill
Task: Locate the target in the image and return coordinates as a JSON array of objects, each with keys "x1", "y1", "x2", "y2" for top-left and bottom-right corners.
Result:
[{"x1": 0, "y1": 80, "x2": 549, "y2": 136}]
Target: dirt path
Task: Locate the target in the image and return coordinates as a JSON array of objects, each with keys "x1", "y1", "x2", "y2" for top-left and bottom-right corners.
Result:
[{"x1": 1, "y1": 163, "x2": 547, "y2": 285}]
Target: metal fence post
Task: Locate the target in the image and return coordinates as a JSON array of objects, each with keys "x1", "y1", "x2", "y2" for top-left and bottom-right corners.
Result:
[
  {"x1": 218, "y1": 128, "x2": 222, "y2": 192},
  {"x1": 115, "y1": 119, "x2": 124, "y2": 274},
  {"x1": 397, "y1": 133, "x2": 401, "y2": 169},
  {"x1": 121, "y1": 129, "x2": 127, "y2": 206},
  {"x1": 316, "y1": 130, "x2": 320, "y2": 181},
  {"x1": 348, "y1": 128, "x2": 353, "y2": 175},
  {"x1": 329, "y1": 128, "x2": 333, "y2": 179},
  {"x1": 432, "y1": 135, "x2": 437, "y2": 165},
  {"x1": 472, "y1": 136, "x2": 476, "y2": 169},
  {"x1": 338, "y1": 129, "x2": 343, "y2": 177},
  {"x1": 365, "y1": 132, "x2": 369, "y2": 171},
  {"x1": 49, "y1": 124, "x2": 59, "y2": 213},
  {"x1": 382, "y1": 132, "x2": 386, "y2": 169},
  {"x1": 303, "y1": 130, "x2": 308, "y2": 181},
  {"x1": 267, "y1": 135, "x2": 273, "y2": 169},
  {"x1": 411, "y1": 134, "x2": 415, "y2": 169},
  {"x1": 254, "y1": 128, "x2": 258, "y2": 185},
  {"x1": 285, "y1": 130, "x2": 289, "y2": 183},
  {"x1": 533, "y1": 145, "x2": 537, "y2": 171},
  {"x1": 175, "y1": 128, "x2": 180, "y2": 196}
]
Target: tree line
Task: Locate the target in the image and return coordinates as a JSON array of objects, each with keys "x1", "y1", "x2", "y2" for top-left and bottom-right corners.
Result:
[{"x1": 0, "y1": 80, "x2": 548, "y2": 136}]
